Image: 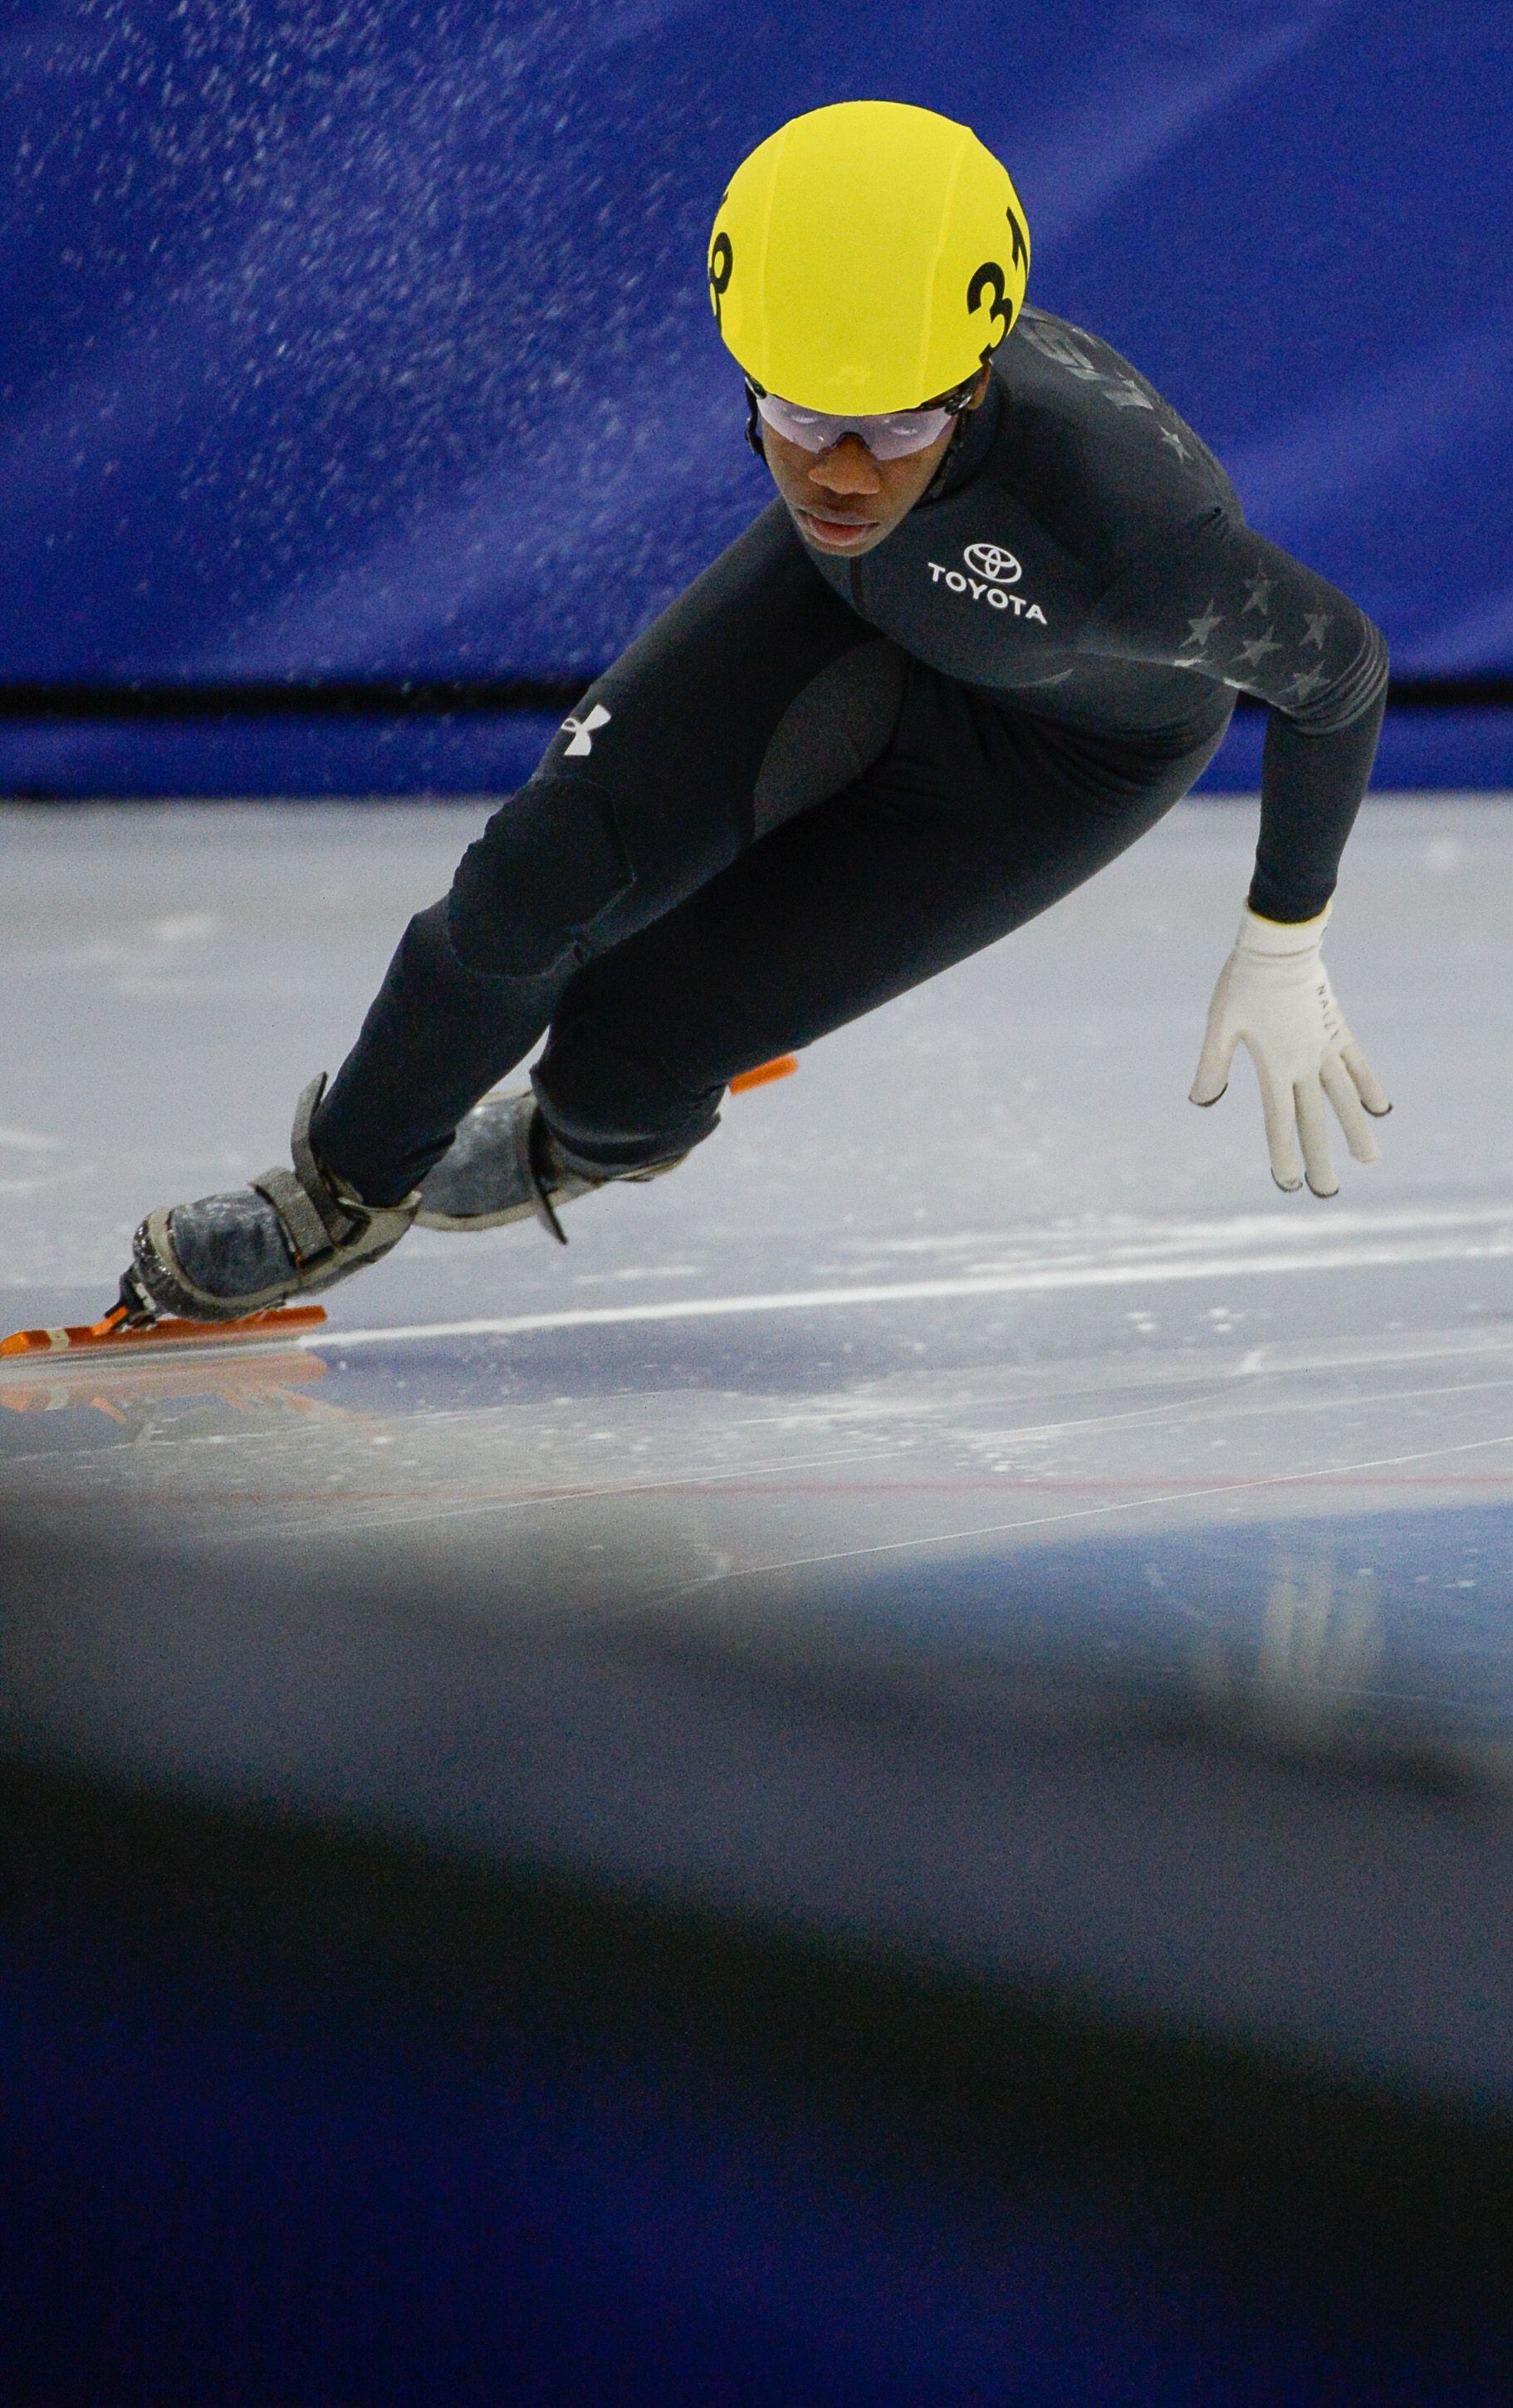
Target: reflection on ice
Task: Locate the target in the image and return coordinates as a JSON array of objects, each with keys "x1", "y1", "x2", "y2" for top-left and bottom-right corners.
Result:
[{"x1": 1, "y1": 1343, "x2": 330, "y2": 1428}]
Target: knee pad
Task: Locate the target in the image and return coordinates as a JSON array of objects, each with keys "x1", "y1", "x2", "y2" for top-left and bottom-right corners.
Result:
[
  {"x1": 533, "y1": 1014, "x2": 722, "y2": 1170},
  {"x1": 446, "y1": 773, "x2": 634, "y2": 978}
]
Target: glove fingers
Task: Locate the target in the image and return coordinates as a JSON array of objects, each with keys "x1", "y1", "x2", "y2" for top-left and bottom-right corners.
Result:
[
  {"x1": 1320, "y1": 1054, "x2": 1380, "y2": 1165},
  {"x1": 1294, "y1": 1074, "x2": 1339, "y2": 1197},
  {"x1": 1251, "y1": 1054, "x2": 1303, "y2": 1192},
  {"x1": 1190, "y1": 1020, "x2": 1238, "y2": 1108},
  {"x1": 1341, "y1": 1040, "x2": 1393, "y2": 1118}
]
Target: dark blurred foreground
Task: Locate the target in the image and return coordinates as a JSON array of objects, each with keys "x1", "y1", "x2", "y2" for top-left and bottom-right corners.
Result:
[{"x1": 2, "y1": 1511, "x2": 1512, "y2": 2404}]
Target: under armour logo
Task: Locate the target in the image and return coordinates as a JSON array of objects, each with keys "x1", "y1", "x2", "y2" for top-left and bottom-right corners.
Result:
[{"x1": 562, "y1": 702, "x2": 610, "y2": 756}]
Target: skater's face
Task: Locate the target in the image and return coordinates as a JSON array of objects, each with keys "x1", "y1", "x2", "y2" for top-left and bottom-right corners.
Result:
[{"x1": 761, "y1": 368, "x2": 990, "y2": 556}]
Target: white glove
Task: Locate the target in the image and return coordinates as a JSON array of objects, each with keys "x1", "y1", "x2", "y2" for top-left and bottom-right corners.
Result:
[{"x1": 1189, "y1": 903, "x2": 1391, "y2": 1197}]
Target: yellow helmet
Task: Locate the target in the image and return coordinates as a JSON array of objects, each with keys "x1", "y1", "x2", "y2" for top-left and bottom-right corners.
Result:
[{"x1": 708, "y1": 100, "x2": 1030, "y2": 415}]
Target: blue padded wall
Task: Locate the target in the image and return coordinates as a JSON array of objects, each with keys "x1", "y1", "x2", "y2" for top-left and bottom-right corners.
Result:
[{"x1": 2, "y1": 2, "x2": 1509, "y2": 786}]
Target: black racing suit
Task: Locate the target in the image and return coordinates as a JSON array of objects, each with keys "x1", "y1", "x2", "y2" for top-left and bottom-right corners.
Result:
[{"x1": 312, "y1": 305, "x2": 1388, "y2": 1204}]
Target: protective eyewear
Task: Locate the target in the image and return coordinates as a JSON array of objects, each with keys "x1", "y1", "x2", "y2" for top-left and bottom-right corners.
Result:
[{"x1": 749, "y1": 378, "x2": 977, "y2": 461}]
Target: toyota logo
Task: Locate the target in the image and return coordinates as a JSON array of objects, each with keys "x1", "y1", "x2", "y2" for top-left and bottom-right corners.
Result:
[{"x1": 962, "y1": 541, "x2": 1021, "y2": 586}]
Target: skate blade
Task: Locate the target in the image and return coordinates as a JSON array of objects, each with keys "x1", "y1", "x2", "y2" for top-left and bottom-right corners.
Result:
[
  {"x1": 1, "y1": 1302, "x2": 328, "y2": 1357},
  {"x1": 729, "y1": 1054, "x2": 798, "y2": 1095}
]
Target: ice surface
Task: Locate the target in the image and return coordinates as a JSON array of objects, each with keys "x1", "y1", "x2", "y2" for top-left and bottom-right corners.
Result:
[
  {"x1": 5, "y1": 794, "x2": 1513, "y2": 1676},
  {"x1": 4, "y1": 795, "x2": 1513, "y2": 2092}
]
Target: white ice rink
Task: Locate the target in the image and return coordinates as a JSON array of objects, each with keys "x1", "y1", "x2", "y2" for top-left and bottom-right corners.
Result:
[{"x1": 5, "y1": 793, "x2": 1513, "y2": 2100}]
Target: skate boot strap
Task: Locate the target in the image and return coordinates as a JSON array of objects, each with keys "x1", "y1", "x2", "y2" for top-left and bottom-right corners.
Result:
[
  {"x1": 249, "y1": 1074, "x2": 369, "y2": 1266},
  {"x1": 523, "y1": 1105, "x2": 575, "y2": 1246},
  {"x1": 526, "y1": 1108, "x2": 692, "y2": 1244}
]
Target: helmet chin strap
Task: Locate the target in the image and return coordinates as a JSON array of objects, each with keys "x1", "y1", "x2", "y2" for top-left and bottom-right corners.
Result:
[
  {"x1": 919, "y1": 414, "x2": 967, "y2": 503},
  {"x1": 920, "y1": 355, "x2": 1001, "y2": 502}
]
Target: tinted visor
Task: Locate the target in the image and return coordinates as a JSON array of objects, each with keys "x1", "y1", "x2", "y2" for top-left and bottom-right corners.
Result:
[{"x1": 752, "y1": 379, "x2": 975, "y2": 460}]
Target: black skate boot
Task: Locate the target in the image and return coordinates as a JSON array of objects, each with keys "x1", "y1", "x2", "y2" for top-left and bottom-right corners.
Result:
[
  {"x1": 414, "y1": 1089, "x2": 686, "y2": 1246},
  {"x1": 120, "y1": 1075, "x2": 420, "y2": 1324}
]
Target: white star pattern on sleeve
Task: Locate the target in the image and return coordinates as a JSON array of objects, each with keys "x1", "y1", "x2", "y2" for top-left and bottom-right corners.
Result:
[
  {"x1": 1101, "y1": 375, "x2": 1155, "y2": 411},
  {"x1": 1242, "y1": 575, "x2": 1274, "y2": 615},
  {"x1": 1235, "y1": 629, "x2": 1282, "y2": 668},
  {"x1": 1302, "y1": 610, "x2": 1332, "y2": 648},
  {"x1": 1018, "y1": 316, "x2": 1103, "y2": 380}
]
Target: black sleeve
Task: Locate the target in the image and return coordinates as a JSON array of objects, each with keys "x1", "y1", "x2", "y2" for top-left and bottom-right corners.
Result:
[{"x1": 1089, "y1": 510, "x2": 1389, "y2": 921}]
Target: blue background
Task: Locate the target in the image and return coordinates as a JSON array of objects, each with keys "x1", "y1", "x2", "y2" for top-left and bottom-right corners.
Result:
[{"x1": 2, "y1": 0, "x2": 1510, "y2": 790}]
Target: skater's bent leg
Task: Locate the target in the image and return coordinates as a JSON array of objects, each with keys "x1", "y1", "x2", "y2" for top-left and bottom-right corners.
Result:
[
  {"x1": 533, "y1": 690, "x2": 1226, "y2": 1126},
  {"x1": 312, "y1": 511, "x2": 889, "y2": 1204},
  {"x1": 125, "y1": 512, "x2": 883, "y2": 1311},
  {"x1": 531, "y1": 995, "x2": 725, "y2": 1172},
  {"x1": 311, "y1": 902, "x2": 561, "y2": 1205},
  {"x1": 311, "y1": 755, "x2": 677, "y2": 1200},
  {"x1": 311, "y1": 767, "x2": 738, "y2": 1205},
  {"x1": 311, "y1": 757, "x2": 717, "y2": 1204}
]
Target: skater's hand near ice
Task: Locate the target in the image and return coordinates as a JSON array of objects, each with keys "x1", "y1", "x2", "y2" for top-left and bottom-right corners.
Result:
[{"x1": 1189, "y1": 904, "x2": 1391, "y2": 1197}]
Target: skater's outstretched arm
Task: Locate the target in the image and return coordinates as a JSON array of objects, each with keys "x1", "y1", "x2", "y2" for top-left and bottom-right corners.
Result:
[{"x1": 1090, "y1": 513, "x2": 1392, "y2": 1197}]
